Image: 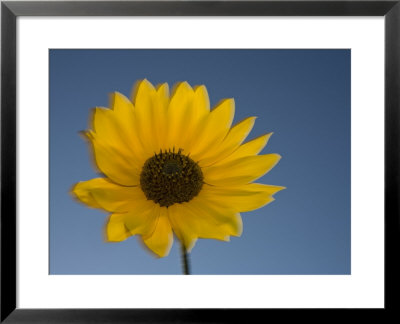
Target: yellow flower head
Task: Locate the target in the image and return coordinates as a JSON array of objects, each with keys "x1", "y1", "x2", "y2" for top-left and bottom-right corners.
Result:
[{"x1": 72, "y1": 80, "x2": 284, "y2": 257}]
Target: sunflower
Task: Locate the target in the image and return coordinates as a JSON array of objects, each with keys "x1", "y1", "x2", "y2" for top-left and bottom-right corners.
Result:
[{"x1": 72, "y1": 79, "x2": 284, "y2": 260}]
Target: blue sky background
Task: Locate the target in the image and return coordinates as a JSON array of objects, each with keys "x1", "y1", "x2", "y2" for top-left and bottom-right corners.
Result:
[{"x1": 49, "y1": 49, "x2": 350, "y2": 275}]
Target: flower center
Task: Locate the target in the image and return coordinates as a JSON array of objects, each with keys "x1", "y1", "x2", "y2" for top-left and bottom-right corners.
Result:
[{"x1": 140, "y1": 149, "x2": 204, "y2": 207}]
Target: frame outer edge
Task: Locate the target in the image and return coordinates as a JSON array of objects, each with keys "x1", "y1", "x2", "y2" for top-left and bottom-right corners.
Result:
[
  {"x1": 1, "y1": 1, "x2": 17, "y2": 322},
  {"x1": 385, "y1": 0, "x2": 400, "y2": 312},
  {"x1": 0, "y1": 0, "x2": 399, "y2": 322},
  {"x1": 1, "y1": 1, "x2": 399, "y2": 16},
  {"x1": 1, "y1": 2, "x2": 17, "y2": 323}
]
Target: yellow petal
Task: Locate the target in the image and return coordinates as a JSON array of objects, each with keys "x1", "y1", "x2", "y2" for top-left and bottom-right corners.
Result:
[
  {"x1": 110, "y1": 91, "x2": 134, "y2": 119},
  {"x1": 154, "y1": 83, "x2": 170, "y2": 150},
  {"x1": 197, "y1": 117, "x2": 256, "y2": 167},
  {"x1": 189, "y1": 98, "x2": 235, "y2": 160},
  {"x1": 218, "y1": 133, "x2": 273, "y2": 165},
  {"x1": 203, "y1": 154, "x2": 281, "y2": 186},
  {"x1": 123, "y1": 204, "x2": 159, "y2": 237},
  {"x1": 85, "y1": 131, "x2": 140, "y2": 186},
  {"x1": 109, "y1": 92, "x2": 147, "y2": 165},
  {"x1": 91, "y1": 107, "x2": 136, "y2": 158},
  {"x1": 132, "y1": 79, "x2": 159, "y2": 156},
  {"x1": 168, "y1": 200, "x2": 242, "y2": 252},
  {"x1": 132, "y1": 79, "x2": 156, "y2": 110},
  {"x1": 88, "y1": 93, "x2": 147, "y2": 172},
  {"x1": 90, "y1": 107, "x2": 115, "y2": 138},
  {"x1": 142, "y1": 207, "x2": 173, "y2": 257},
  {"x1": 156, "y1": 83, "x2": 170, "y2": 107},
  {"x1": 166, "y1": 82, "x2": 195, "y2": 150},
  {"x1": 71, "y1": 178, "x2": 153, "y2": 213},
  {"x1": 105, "y1": 204, "x2": 159, "y2": 242},
  {"x1": 167, "y1": 203, "x2": 198, "y2": 252},
  {"x1": 193, "y1": 85, "x2": 210, "y2": 114},
  {"x1": 178, "y1": 85, "x2": 212, "y2": 154},
  {"x1": 105, "y1": 213, "x2": 131, "y2": 242},
  {"x1": 201, "y1": 183, "x2": 285, "y2": 212},
  {"x1": 70, "y1": 180, "x2": 102, "y2": 209},
  {"x1": 185, "y1": 193, "x2": 243, "y2": 238}
]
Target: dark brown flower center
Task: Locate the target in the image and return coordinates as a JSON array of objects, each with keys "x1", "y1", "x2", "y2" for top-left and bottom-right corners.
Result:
[{"x1": 140, "y1": 149, "x2": 203, "y2": 207}]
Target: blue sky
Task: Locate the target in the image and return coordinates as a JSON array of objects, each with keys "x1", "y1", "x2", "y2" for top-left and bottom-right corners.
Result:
[{"x1": 49, "y1": 49, "x2": 350, "y2": 274}]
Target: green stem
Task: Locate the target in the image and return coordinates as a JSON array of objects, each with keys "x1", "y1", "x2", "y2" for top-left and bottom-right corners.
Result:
[{"x1": 181, "y1": 243, "x2": 190, "y2": 275}]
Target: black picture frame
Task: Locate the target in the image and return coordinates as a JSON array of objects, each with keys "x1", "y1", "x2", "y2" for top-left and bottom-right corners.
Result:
[{"x1": 1, "y1": 0, "x2": 399, "y2": 322}]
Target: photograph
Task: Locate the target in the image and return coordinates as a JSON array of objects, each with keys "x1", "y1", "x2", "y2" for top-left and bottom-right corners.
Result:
[{"x1": 49, "y1": 49, "x2": 350, "y2": 275}]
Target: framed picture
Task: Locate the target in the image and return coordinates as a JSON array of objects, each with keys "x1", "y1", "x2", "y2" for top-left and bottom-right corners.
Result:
[{"x1": 1, "y1": 0, "x2": 399, "y2": 322}]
